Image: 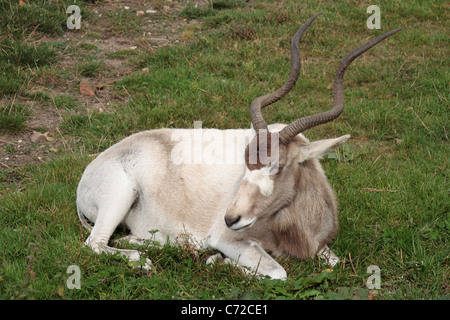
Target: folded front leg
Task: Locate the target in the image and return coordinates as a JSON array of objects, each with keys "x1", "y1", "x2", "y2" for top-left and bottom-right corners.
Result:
[{"x1": 206, "y1": 235, "x2": 287, "y2": 280}]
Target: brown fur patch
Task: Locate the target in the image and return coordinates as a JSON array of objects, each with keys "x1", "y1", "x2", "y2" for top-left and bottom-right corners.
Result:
[
  {"x1": 268, "y1": 159, "x2": 338, "y2": 259},
  {"x1": 269, "y1": 207, "x2": 312, "y2": 259},
  {"x1": 245, "y1": 132, "x2": 276, "y2": 170}
]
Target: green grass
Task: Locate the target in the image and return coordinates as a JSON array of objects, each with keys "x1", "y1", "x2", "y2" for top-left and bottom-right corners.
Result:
[
  {"x1": 0, "y1": 0, "x2": 448, "y2": 300},
  {"x1": 0, "y1": 39, "x2": 60, "y2": 97},
  {"x1": 0, "y1": 0, "x2": 65, "y2": 38},
  {"x1": 0, "y1": 104, "x2": 32, "y2": 133},
  {"x1": 53, "y1": 95, "x2": 79, "y2": 111},
  {"x1": 77, "y1": 59, "x2": 106, "y2": 78},
  {"x1": 104, "y1": 8, "x2": 144, "y2": 36},
  {"x1": 0, "y1": 0, "x2": 91, "y2": 97},
  {"x1": 0, "y1": 39, "x2": 59, "y2": 68}
]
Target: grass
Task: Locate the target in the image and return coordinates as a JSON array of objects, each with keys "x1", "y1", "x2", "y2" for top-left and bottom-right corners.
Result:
[
  {"x1": 77, "y1": 59, "x2": 106, "y2": 78},
  {"x1": 0, "y1": 0, "x2": 65, "y2": 38},
  {"x1": 0, "y1": 0, "x2": 448, "y2": 300},
  {"x1": 0, "y1": 104, "x2": 32, "y2": 133},
  {"x1": 0, "y1": 40, "x2": 59, "y2": 97},
  {"x1": 104, "y1": 8, "x2": 144, "y2": 36},
  {"x1": 0, "y1": 0, "x2": 92, "y2": 97}
]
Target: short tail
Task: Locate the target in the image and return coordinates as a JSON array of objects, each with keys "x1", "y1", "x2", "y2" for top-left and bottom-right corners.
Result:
[{"x1": 77, "y1": 208, "x2": 93, "y2": 231}]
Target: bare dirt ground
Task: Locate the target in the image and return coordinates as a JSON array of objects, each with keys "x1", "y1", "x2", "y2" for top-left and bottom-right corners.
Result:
[{"x1": 1, "y1": 0, "x2": 203, "y2": 170}]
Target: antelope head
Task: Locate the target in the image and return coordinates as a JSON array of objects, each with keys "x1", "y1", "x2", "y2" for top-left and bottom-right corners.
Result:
[{"x1": 224, "y1": 13, "x2": 401, "y2": 231}]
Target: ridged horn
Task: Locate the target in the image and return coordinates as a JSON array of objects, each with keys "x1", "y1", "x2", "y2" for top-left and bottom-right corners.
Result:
[{"x1": 250, "y1": 12, "x2": 322, "y2": 132}]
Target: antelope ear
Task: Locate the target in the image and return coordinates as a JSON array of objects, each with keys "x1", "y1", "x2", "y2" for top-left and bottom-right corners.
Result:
[{"x1": 299, "y1": 134, "x2": 350, "y2": 163}]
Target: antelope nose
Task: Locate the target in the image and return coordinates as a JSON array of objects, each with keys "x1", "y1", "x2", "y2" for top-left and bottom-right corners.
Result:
[{"x1": 225, "y1": 216, "x2": 241, "y2": 228}]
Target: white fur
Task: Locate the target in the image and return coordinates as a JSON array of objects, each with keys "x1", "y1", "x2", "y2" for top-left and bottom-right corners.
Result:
[{"x1": 243, "y1": 167, "x2": 274, "y2": 196}]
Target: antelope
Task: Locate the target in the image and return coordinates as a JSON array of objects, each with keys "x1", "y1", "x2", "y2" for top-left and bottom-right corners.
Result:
[{"x1": 77, "y1": 13, "x2": 400, "y2": 279}]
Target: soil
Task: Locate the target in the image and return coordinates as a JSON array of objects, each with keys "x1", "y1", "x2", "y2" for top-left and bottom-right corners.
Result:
[{"x1": 0, "y1": 0, "x2": 205, "y2": 170}]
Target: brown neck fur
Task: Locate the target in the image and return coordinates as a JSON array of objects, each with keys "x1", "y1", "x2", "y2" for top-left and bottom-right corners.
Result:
[{"x1": 268, "y1": 160, "x2": 338, "y2": 259}]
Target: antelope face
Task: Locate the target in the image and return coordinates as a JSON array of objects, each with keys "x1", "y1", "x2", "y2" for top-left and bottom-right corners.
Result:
[
  {"x1": 224, "y1": 135, "x2": 293, "y2": 231},
  {"x1": 224, "y1": 133, "x2": 350, "y2": 231},
  {"x1": 224, "y1": 151, "x2": 296, "y2": 231}
]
